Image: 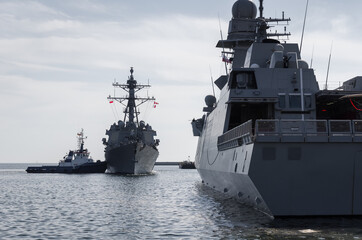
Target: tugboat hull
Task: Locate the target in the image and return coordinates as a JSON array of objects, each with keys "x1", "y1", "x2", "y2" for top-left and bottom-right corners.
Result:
[
  {"x1": 26, "y1": 161, "x2": 107, "y2": 174},
  {"x1": 106, "y1": 142, "x2": 158, "y2": 174}
]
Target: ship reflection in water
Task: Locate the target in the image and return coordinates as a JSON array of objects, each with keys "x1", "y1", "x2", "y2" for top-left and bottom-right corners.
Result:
[{"x1": 196, "y1": 183, "x2": 362, "y2": 239}]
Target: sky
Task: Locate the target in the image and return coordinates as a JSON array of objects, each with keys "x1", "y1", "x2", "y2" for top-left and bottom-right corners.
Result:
[{"x1": 1, "y1": 0, "x2": 362, "y2": 163}]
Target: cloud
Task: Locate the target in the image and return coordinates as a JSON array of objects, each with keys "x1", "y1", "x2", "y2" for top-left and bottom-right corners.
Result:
[
  {"x1": 0, "y1": 0, "x2": 225, "y2": 163},
  {"x1": 2, "y1": 0, "x2": 362, "y2": 163}
]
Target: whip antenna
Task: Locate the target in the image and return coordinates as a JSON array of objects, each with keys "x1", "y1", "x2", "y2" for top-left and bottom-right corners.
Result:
[
  {"x1": 310, "y1": 44, "x2": 314, "y2": 68},
  {"x1": 300, "y1": 0, "x2": 309, "y2": 54},
  {"x1": 209, "y1": 65, "x2": 216, "y2": 97},
  {"x1": 325, "y1": 41, "x2": 333, "y2": 90}
]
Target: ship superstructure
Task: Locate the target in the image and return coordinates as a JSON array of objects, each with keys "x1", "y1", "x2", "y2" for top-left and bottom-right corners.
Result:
[
  {"x1": 192, "y1": 0, "x2": 362, "y2": 216},
  {"x1": 103, "y1": 67, "x2": 159, "y2": 174}
]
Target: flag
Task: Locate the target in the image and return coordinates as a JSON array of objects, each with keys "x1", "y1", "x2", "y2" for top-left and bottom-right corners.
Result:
[
  {"x1": 109, "y1": 101, "x2": 114, "y2": 103},
  {"x1": 222, "y1": 54, "x2": 231, "y2": 63}
]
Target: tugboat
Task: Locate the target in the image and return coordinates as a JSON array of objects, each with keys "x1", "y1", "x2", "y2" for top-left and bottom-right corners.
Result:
[
  {"x1": 192, "y1": 0, "x2": 362, "y2": 216},
  {"x1": 103, "y1": 67, "x2": 160, "y2": 174},
  {"x1": 179, "y1": 156, "x2": 196, "y2": 169},
  {"x1": 26, "y1": 129, "x2": 107, "y2": 173}
]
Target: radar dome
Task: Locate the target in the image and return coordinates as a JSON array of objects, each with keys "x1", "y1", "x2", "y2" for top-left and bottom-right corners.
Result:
[
  {"x1": 273, "y1": 44, "x2": 284, "y2": 52},
  {"x1": 118, "y1": 120, "x2": 125, "y2": 128},
  {"x1": 232, "y1": 0, "x2": 257, "y2": 19},
  {"x1": 205, "y1": 95, "x2": 216, "y2": 108}
]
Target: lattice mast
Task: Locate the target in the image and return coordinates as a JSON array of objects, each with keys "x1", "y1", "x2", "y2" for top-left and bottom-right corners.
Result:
[
  {"x1": 108, "y1": 67, "x2": 155, "y2": 125},
  {"x1": 77, "y1": 128, "x2": 87, "y2": 152},
  {"x1": 256, "y1": 0, "x2": 291, "y2": 42}
]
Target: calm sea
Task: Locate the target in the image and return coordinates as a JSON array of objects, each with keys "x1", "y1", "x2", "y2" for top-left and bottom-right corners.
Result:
[{"x1": 1, "y1": 163, "x2": 362, "y2": 239}]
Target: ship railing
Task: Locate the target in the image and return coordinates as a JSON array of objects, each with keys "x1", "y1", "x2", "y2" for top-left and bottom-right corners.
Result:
[
  {"x1": 353, "y1": 120, "x2": 362, "y2": 141},
  {"x1": 255, "y1": 119, "x2": 362, "y2": 143},
  {"x1": 329, "y1": 120, "x2": 352, "y2": 142},
  {"x1": 217, "y1": 120, "x2": 253, "y2": 151}
]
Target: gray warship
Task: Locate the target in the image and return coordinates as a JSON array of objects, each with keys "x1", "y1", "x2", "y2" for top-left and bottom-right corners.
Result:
[
  {"x1": 192, "y1": 0, "x2": 362, "y2": 216},
  {"x1": 103, "y1": 67, "x2": 159, "y2": 174}
]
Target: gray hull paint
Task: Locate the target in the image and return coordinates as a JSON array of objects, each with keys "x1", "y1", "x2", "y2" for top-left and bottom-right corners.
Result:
[
  {"x1": 197, "y1": 140, "x2": 362, "y2": 216},
  {"x1": 106, "y1": 142, "x2": 158, "y2": 174},
  {"x1": 197, "y1": 167, "x2": 272, "y2": 215},
  {"x1": 251, "y1": 142, "x2": 362, "y2": 216},
  {"x1": 134, "y1": 144, "x2": 159, "y2": 174},
  {"x1": 193, "y1": 0, "x2": 362, "y2": 216}
]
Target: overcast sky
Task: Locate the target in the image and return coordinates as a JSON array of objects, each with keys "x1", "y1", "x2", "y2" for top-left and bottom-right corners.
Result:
[{"x1": 1, "y1": 0, "x2": 362, "y2": 163}]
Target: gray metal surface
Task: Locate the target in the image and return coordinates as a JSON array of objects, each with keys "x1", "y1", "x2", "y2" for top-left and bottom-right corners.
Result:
[{"x1": 192, "y1": 0, "x2": 362, "y2": 216}]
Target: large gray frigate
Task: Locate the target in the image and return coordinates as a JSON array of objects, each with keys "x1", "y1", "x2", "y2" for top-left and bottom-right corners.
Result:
[
  {"x1": 103, "y1": 67, "x2": 159, "y2": 174},
  {"x1": 192, "y1": 0, "x2": 362, "y2": 216}
]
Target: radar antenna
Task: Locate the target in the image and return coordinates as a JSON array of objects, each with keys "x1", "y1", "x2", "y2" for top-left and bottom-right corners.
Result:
[
  {"x1": 218, "y1": 14, "x2": 228, "y2": 76},
  {"x1": 108, "y1": 67, "x2": 156, "y2": 124}
]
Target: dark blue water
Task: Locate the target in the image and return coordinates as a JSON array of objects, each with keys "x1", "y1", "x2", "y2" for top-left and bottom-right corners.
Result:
[{"x1": 1, "y1": 164, "x2": 362, "y2": 239}]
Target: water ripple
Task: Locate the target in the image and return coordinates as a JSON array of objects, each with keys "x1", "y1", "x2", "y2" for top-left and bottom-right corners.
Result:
[{"x1": 0, "y1": 164, "x2": 362, "y2": 239}]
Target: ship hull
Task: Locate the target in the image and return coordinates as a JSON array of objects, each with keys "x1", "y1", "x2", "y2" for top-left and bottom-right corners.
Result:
[
  {"x1": 26, "y1": 161, "x2": 107, "y2": 174},
  {"x1": 197, "y1": 141, "x2": 362, "y2": 216},
  {"x1": 106, "y1": 142, "x2": 158, "y2": 174}
]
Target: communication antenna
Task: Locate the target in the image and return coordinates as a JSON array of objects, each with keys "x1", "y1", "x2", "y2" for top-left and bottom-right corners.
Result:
[
  {"x1": 209, "y1": 65, "x2": 216, "y2": 97},
  {"x1": 218, "y1": 14, "x2": 228, "y2": 76},
  {"x1": 310, "y1": 44, "x2": 314, "y2": 68},
  {"x1": 325, "y1": 41, "x2": 333, "y2": 90},
  {"x1": 300, "y1": 0, "x2": 309, "y2": 54}
]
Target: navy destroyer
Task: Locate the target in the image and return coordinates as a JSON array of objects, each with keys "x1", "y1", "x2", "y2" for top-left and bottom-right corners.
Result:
[
  {"x1": 103, "y1": 67, "x2": 159, "y2": 174},
  {"x1": 192, "y1": 0, "x2": 362, "y2": 216},
  {"x1": 27, "y1": 129, "x2": 106, "y2": 173}
]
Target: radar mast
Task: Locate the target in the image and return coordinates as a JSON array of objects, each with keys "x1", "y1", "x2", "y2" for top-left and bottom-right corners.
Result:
[{"x1": 108, "y1": 67, "x2": 156, "y2": 125}]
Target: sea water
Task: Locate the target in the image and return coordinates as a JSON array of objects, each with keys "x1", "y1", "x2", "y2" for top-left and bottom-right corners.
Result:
[{"x1": 1, "y1": 164, "x2": 362, "y2": 239}]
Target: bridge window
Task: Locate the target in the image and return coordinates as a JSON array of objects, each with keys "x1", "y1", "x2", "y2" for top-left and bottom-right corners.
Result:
[
  {"x1": 230, "y1": 72, "x2": 257, "y2": 89},
  {"x1": 227, "y1": 102, "x2": 274, "y2": 131},
  {"x1": 284, "y1": 93, "x2": 313, "y2": 109},
  {"x1": 278, "y1": 94, "x2": 286, "y2": 108},
  {"x1": 289, "y1": 94, "x2": 301, "y2": 108},
  {"x1": 304, "y1": 94, "x2": 312, "y2": 108}
]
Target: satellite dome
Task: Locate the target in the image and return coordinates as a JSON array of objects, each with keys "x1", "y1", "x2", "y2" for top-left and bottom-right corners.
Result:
[
  {"x1": 118, "y1": 120, "x2": 125, "y2": 128},
  {"x1": 232, "y1": 0, "x2": 257, "y2": 19},
  {"x1": 273, "y1": 44, "x2": 284, "y2": 52},
  {"x1": 205, "y1": 95, "x2": 216, "y2": 108}
]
